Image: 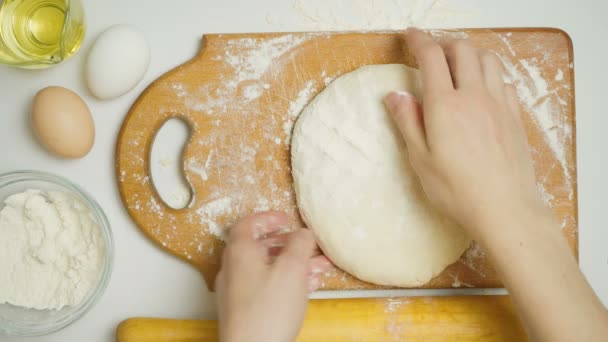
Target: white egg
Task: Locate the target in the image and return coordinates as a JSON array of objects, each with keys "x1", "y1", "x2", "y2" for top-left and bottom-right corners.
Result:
[{"x1": 86, "y1": 25, "x2": 150, "y2": 100}]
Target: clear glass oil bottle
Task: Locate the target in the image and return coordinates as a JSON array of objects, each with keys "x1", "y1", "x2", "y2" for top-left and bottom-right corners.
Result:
[{"x1": 0, "y1": 0, "x2": 85, "y2": 68}]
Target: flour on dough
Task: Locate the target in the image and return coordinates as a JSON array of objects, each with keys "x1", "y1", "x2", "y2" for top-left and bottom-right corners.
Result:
[{"x1": 291, "y1": 64, "x2": 471, "y2": 287}]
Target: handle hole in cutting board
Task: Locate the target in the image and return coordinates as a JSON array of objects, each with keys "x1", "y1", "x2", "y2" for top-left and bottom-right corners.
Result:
[{"x1": 150, "y1": 118, "x2": 193, "y2": 209}]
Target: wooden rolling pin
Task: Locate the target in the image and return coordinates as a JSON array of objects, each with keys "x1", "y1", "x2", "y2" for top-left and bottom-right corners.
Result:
[{"x1": 116, "y1": 296, "x2": 527, "y2": 341}]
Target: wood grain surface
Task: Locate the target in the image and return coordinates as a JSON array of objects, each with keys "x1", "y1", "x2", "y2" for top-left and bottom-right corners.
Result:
[
  {"x1": 116, "y1": 28, "x2": 577, "y2": 291},
  {"x1": 116, "y1": 296, "x2": 528, "y2": 341}
]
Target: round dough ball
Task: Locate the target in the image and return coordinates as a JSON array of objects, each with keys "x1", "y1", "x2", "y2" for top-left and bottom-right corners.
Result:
[
  {"x1": 31, "y1": 86, "x2": 95, "y2": 159},
  {"x1": 291, "y1": 64, "x2": 471, "y2": 287}
]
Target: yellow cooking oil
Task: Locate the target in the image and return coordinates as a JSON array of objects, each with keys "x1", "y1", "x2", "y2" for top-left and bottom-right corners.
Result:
[{"x1": 0, "y1": 0, "x2": 85, "y2": 68}]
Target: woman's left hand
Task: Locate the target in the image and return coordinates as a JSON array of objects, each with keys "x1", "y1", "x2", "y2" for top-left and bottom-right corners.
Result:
[{"x1": 216, "y1": 211, "x2": 332, "y2": 342}]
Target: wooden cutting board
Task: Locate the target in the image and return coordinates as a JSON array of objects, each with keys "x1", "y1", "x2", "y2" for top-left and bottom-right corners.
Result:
[{"x1": 116, "y1": 28, "x2": 577, "y2": 291}]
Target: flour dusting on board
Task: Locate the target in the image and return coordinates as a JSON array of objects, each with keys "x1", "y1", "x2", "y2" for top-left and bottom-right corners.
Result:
[
  {"x1": 283, "y1": 80, "x2": 316, "y2": 144},
  {"x1": 170, "y1": 34, "x2": 309, "y2": 115},
  {"x1": 132, "y1": 34, "x2": 315, "y2": 251},
  {"x1": 461, "y1": 242, "x2": 487, "y2": 278},
  {"x1": 450, "y1": 275, "x2": 474, "y2": 288},
  {"x1": 197, "y1": 197, "x2": 232, "y2": 240},
  {"x1": 177, "y1": 36, "x2": 318, "y2": 244},
  {"x1": 224, "y1": 35, "x2": 308, "y2": 83},
  {"x1": 499, "y1": 42, "x2": 574, "y2": 199}
]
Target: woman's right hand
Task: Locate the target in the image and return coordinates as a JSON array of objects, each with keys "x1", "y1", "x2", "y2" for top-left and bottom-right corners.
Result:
[
  {"x1": 386, "y1": 29, "x2": 608, "y2": 342},
  {"x1": 384, "y1": 29, "x2": 548, "y2": 238}
]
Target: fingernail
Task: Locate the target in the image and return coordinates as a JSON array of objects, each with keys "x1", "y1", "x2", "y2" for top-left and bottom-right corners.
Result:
[
  {"x1": 253, "y1": 223, "x2": 293, "y2": 239},
  {"x1": 384, "y1": 91, "x2": 412, "y2": 112}
]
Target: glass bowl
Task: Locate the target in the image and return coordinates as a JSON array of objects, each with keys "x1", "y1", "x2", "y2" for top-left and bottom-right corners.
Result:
[{"x1": 0, "y1": 170, "x2": 113, "y2": 336}]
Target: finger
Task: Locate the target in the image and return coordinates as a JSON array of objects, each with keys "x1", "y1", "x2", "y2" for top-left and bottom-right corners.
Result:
[
  {"x1": 309, "y1": 255, "x2": 333, "y2": 275},
  {"x1": 406, "y1": 28, "x2": 454, "y2": 96},
  {"x1": 442, "y1": 39, "x2": 484, "y2": 89},
  {"x1": 224, "y1": 212, "x2": 289, "y2": 273},
  {"x1": 505, "y1": 84, "x2": 526, "y2": 131},
  {"x1": 479, "y1": 49, "x2": 507, "y2": 103},
  {"x1": 273, "y1": 229, "x2": 316, "y2": 276},
  {"x1": 384, "y1": 91, "x2": 427, "y2": 153},
  {"x1": 224, "y1": 238, "x2": 266, "y2": 274},
  {"x1": 505, "y1": 84, "x2": 520, "y2": 116},
  {"x1": 219, "y1": 243, "x2": 267, "y2": 288},
  {"x1": 228, "y1": 211, "x2": 289, "y2": 243}
]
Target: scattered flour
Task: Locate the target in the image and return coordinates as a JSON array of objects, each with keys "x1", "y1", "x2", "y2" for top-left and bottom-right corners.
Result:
[
  {"x1": 267, "y1": 0, "x2": 469, "y2": 31},
  {"x1": 385, "y1": 297, "x2": 409, "y2": 313},
  {"x1": 0, "y1": 190, "x2": 105, "y2": 310},
  {"x1": 224, "y1": 35, "x2": 309, "y2": 83},
  {"x1": 501, "y1": 54, "x2": 573, "y2": 189},
  {"x1": 384, "y1": 298, "x2": 411, "y2": 339},
  {"x1": 171, "y1": 34, "x2": 309, "y2": 115},
  {"x1": 450, "y1": 277, "x2": 473, "y2": 288},
  {"x1": 498, "y1": 33, "x2": 517, "y2": 56},
  {"x1": 196, "y1": 197, "x2": 233, "y2": 240},
  {"x1": 537, "y1": 181, "x2": 556, "y2": 206},
  {"x1": 187, "y1": 153, "x2": 213, "y2": 182},
  {"x1": 187, "y1": 157, "x2": 209, "y2": 181},
  {"x1": 255, "y1": 197, "x2": 271, "y2": 212},
  {"x1": 461, "y1": 242, "x2": 487, "y2": 278},
  {"x1": 520, "y1": 59, "x2": 550, "y2": 99},
  {"x1": 243, "y1": 84, "x2": 264, "y2": 100},
  {"x1": 283, "y1": 80, "x2": 316, "y2": 144}
]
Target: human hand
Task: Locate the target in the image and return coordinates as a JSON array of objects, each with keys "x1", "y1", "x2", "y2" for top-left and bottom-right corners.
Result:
[
  {"x1": 384, "y1": 29, "x2": 547, "y2": 238},
  {"x1": 216, "y1": 211, "x2": 332, "y2": 342},
  {"x1": 384, "y1": 29, "x2": 608, "y2": 342}
]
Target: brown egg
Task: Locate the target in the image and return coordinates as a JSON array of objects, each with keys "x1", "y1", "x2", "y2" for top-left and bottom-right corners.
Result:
[{"x1": 31, "y1": 86, "x2": 95, "y2": 159}]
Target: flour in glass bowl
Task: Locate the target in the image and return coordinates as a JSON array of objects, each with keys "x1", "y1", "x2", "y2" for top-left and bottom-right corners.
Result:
[{"x1": 0, "y1": 190, "x2": 105, "y2": 310}]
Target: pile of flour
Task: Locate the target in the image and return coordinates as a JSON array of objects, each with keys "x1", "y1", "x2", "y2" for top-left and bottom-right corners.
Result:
[{"x1": 0, "y1": 189, "x2": 105, "y2": 310}]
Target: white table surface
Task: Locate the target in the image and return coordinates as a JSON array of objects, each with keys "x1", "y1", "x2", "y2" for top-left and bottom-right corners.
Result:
[{"x1": 1, "y1": 0, "x2": 607, "y2": 340}]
